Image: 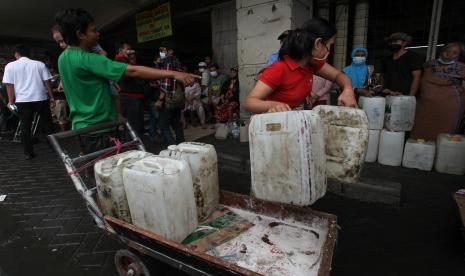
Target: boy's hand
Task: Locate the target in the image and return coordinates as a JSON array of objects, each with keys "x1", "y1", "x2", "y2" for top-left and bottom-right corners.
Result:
[{"x1": 172, "y1": 71, "x2": 201, "y2": 87}]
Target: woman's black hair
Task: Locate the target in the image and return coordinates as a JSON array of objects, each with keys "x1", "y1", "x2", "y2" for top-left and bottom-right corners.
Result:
[
  {"x1": 54, "y1": 8, "x2": 94, "y2": 46},
  {"x1": 14, "y1": 44, "x2": 30, "y2": 57},
  {"x1": 279, "y1": 18, "x2": 337, "y2": 61}
]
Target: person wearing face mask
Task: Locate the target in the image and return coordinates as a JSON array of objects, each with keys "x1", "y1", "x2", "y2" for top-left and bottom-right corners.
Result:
[
  {"x1": 205, "y1": 64, "x2": 228, "y2": 113},
  {"x1": 380, "y1": 32, "x2": 422, "y2": 96},
  {"x1": 245, "y1": 18, "x2": 356, "y2": 114},
  {"x1": 343, "y1": 47, "x2": 373, "y2": 98},
  {"x1": 410, "y1": 42, "x2": 465, "y2": 141}
]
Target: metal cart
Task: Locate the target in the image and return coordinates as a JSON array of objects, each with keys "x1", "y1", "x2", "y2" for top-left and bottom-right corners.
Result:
[{"x1": 48, "y1": 120, "x2": 337, "y2": 276}]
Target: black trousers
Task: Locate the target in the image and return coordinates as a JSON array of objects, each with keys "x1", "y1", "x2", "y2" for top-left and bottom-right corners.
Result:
[
  {"x1": 16, "y1": 100, "x2": 53, "y2": 155},
  {"x1": 120, "y1": 95, "x2": 144, "y2": 136},
  {"x1": 159, "y1": 107, "x2": 185, "y2": 146}
]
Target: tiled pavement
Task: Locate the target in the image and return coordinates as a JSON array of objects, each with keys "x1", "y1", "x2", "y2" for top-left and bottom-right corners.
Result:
[{"x1": 0, "y1": 137, "x2": 121, "y2": 275}]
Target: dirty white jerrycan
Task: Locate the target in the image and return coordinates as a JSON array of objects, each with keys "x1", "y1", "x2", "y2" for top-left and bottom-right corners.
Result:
[
  {"x1": 402, "y1": 138, "x2": 436, "y2": 171},
  {"x1": 435, "y1": 134, "x2": 465, "y2": 175},
  {"x1": 313, "y1": 105, "x2": 369, "y2": 183},
  {"x1": 378, "y1": 129, "x2": 405, "y2": 166},
  {"x1": 94, "y1": 150, "x2": 152, "y2": 223},
  {"x1": 358, "y1": 96, "x2": 386, "y2": 130},
  {"x1": 123, "y1": 156, "x2": 198, "y2": 242},
  {"x1": 160, "y1": 142, "x2": 219, "y2": 221},
  {"x1": 366, "y1": 129, "x2": 381, "y2": 163},
  {"x1": 249, "y1": 110, "x2": 326, "y2": 206},
  {"x1": 384, "y1": 96, "x2": 416, "y2": 131}
]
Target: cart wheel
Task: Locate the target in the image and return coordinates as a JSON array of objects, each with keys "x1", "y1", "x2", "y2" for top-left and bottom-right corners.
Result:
[{"x1": 115, "y1": 249, "x2": 150, "y2": 276}]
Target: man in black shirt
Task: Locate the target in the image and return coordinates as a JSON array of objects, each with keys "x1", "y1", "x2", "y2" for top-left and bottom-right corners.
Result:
[{"x1": 380, "y1": 32, "x2": 423, "y2": 96}]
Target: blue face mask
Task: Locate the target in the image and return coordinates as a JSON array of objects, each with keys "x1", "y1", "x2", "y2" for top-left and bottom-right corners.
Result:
[
  {"x1": 159, "y1": 52, "x2": 166, "y2": 59},
  {"x1": 209, "y1": 71, "x2": 218, "y2": 78},
  {"x1": 438, "y1": 58, "x2": 456, "y2": 65},
  {"x1": 353, "y1": 56, "x2": 366, "y2": 65}
]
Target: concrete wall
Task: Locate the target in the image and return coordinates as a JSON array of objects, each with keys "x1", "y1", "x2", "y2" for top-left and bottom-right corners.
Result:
[
  {"x1": 352, "y1": 0, "x2": 369, "y2": 48},
  {"x1": 211, "y1": 1, "x2": 238, "y2": 71},
  {"x1": 333, "y1": 0, "x2": 349, "y2": 69},
  {"x1": 236, "y1": 0, "x2": 312, "y2": 118}
]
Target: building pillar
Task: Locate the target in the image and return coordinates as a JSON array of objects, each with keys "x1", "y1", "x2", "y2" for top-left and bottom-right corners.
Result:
[
  {"x1": 317, "y1": 0, "x2": 330, "y2": 20},
  {"x1": 333, "y1": 0, "x2": 349, "y2": 70},
  {"x1": 236, "y1": 0, "x2": 313, "y2": 119},
  {"x1": 352, "y1": 0, "x2": 369, "y2": 49}
]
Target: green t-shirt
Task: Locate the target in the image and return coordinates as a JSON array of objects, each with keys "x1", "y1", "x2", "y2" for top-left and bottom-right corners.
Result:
[
  {"x1": 208, "y1": 74, "x2": 228, "y2": 96},
  {"x1": 58, "y1": 48, "x2": 127, "y2": 129}
]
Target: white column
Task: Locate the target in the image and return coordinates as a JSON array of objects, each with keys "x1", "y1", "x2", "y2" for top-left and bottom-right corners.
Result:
[
  {"x1": 333, "y1": 0, "x2": 349, "y2": 70},
  {"x1": 211, "y1": 1, "x2": 238, "y2": 71},
  {"x1": 236, "y1": 0, "x2": 312, "y2": 119},
  {"x1": 352, "y1": 0, "x2": 369, "y2": 49}
]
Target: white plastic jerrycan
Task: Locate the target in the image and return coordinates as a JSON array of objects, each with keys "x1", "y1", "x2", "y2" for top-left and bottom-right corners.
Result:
[
  {"x1": 313, "y1": 105, "x2": 369, "y2": 183},
  {"x1": 435, "y1": 134, "x2": 465, "y2": 175},
  {"x1": 402, "y1": 138, "x2": 436, "y2": 171},
  {"x1": 94, "y1": 150, "x2": 152, "y2": 223},
  {"x1": 249, "y1": 110, "x2": 327, "y2": 206},
  {"x1": 384, "y1": 96, "x2": 416, "y2": 131},
  {"x1": 123, "y1": 156, "x2": 198, "y2": 242},
  {"x1": 365, "y1": 129, "x2": 381, "y2": 163},
  {"x1": 359, "y1": 96, "x2": 386, "y2": 130},
  {"x1": 160, "y1": 142, "x2": 219, "y2": 221},
  {"x1": 378, "y1": 129, "x2": 405, "y2": 166}
]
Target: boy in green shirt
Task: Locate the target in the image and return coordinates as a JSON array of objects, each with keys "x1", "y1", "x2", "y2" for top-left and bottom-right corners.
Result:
[{"x1": 54, "y1": 8, "x2": 198, "y2": 151}]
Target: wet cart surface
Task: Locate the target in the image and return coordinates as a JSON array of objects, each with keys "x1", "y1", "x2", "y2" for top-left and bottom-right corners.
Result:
[{"x1": 48, "y1": 120, "x2": 337, "y2": 276}]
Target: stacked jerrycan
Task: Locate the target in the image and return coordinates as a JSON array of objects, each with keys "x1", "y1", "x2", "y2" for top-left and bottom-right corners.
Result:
[
  {"x1": 313, "y1": 106, "x2": 369, "y2": 183},
  {"x1": 94, "y1": 150, "x2": 152, "y2": 223},
  {"x1": 378, "y1": 96, "x2": 416, "y2": 166},
  {"x1": 123, "y1": 156, "x2": 198, "y2": 242},
  {"x1": 435, "y1": 134, "x2": 465, "y2": 175},
  {"x1": 402, "y1": 138, "x2": 436, "y2": 171},
  {"x1": 359, "y1": 96, "x2": 385, "y2": 162},
  {"x1": 249, "y1": 110, "x2": 327, "y2": 206},
  {"x1": 159, "y1": 142, "x2": 219, "y2": 221}
]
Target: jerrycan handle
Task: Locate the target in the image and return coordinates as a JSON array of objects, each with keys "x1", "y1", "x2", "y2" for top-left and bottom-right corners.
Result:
[{"x1": 142, "y1": 159, "x2": 179, "y2": 175}]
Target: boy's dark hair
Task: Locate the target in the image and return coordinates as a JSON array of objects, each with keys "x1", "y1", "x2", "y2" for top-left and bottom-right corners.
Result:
[
  {"x1": 54, "y1": 8, "x2": 94, "y2": 46},
  {"x1": 160, "y1": 40, "x2": 175, "y2": 51},
  {"x1": 51, "y1": 24, "x2": 61, "y2": 34},
  {"x1": 14, "y1": 44, "x2": 30, "y2": 57},
  {"x1": 279, "y1": 18, "x2": 337, "y2": 61},
  {"x1": 209, "y1": 64, "x2": 219, "y2": 70}
]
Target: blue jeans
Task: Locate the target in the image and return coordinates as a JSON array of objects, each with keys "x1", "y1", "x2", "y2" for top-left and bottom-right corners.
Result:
[
  {"x1": 145, "y1": 101, "x2": 159, "y2": 138},
  {"x1": 158, "y1": 108, "x2": 184, "y2": 146}
]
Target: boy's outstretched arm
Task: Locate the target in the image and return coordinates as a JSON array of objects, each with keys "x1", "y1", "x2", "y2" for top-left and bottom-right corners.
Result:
[{"x1": 124, "y1": 65, "x2": 200, "y2": 87}]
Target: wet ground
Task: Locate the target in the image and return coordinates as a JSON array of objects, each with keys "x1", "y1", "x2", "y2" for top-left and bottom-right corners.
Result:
[{"x1": 0, "y1": 131, "x2": 464, "y2": 275}]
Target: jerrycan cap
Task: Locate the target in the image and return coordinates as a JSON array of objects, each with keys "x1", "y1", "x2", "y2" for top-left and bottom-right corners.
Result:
[
  {"x1": 449, "y1": 135, "x2": 462, "y2": 143},
  {"x1": 416, "y1": 138, "x2": 426, "y2": 144}
]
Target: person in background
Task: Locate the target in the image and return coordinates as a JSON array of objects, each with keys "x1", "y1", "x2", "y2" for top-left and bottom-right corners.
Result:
[
  {"x1": 205, "y1": 64, "x2": 228, "y2": 119},
  {"x1": 198, "y1": 61, "x2": 210, "y2": 101},
  {"x1": 184, "y1": 75, "x2": 206, "y2": 129},
  {"x1": 204, "y1": 55, "x2": 213, "y2": 67},
  {"x1": 380, "y1": 32, "x2": 422, "y2": 96},
  {"x1": 156, "y1": 40, "x2": 186, "y2": 146},
  {"x1": 244, "y1": 18, "x2": 356, "y2": 114},
  {"x1": 214, "y1": 67, "x2": 240, "y2": 123},
  {"x1": 48, "y1": 65, "x2": 68, "y2": 132},
  {"x1": 114, "y1": 42, "x2": 145, "y2": 136},
  {"x1": 306, "y1": 74, "x2": 333, "y2": 109},
  {"x1": 54, "y1": 8, "x2": 197, "y2": 154},
  {"x1": 411, "y1": 42, "x2": 465, "y2": 141},
  {"x1": 267, "y1": 30, "x2": 290, "y2": 66},
  {"x1": 2, "y1": 44, "x2": 55, "y2": 159},
  {"x1": 343, "y1": 47, "x2": 373, "y2": 98}
]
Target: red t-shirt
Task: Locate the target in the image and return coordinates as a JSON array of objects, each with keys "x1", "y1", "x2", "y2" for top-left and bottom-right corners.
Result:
[{"x1": 259, "y1": 55, "x2": 324, "y2": 108}]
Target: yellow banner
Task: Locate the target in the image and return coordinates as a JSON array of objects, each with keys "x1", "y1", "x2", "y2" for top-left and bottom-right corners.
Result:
[{"x1": 136, "y1": 2, "x2": 173, "y2": 43}]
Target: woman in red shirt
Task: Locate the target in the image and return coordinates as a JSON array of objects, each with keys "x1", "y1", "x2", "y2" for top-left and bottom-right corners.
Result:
[{"x1": 244, "y1": 18, "x2": 356, "y2": 113}]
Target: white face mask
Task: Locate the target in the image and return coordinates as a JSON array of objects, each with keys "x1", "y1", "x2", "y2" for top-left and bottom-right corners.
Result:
[
  {"x1": 353, "y1": 56, "x2": 366, "y2": 65},
  {"x1": 199, "y1": 68, "x2": 205, "y2": 72},
  {"x1": 159, "y1": 52, "x2": 166, "y2": 59}
]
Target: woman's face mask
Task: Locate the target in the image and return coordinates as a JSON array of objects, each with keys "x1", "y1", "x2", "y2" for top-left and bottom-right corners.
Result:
[
  {"x1": 199, "y1": 68, "x2": 205, "y2": 72},
  {"x1": 311, "y1": 39, "x2": 332, "y2": 65},
  {"x1": 159, "y1": 51, "x2": 166, "y2": 59},
  {"x1": 353, "y1": 56, "x2": 366, "y2": 65},
  {"x1": 438, "y1": 58, "x2": 457, "y2": 65},
  {"x1": 209, "y1": 71, "x2": 218, "y2": 77}
]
